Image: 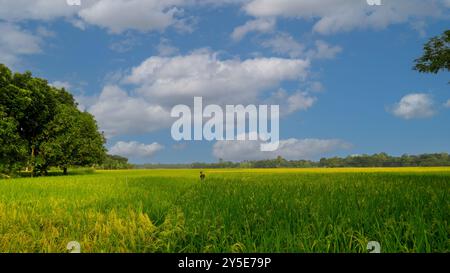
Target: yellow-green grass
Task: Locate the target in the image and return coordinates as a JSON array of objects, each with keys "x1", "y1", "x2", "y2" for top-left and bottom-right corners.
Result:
[{"x1": 0, "y1": 168, "x2": 449, "y2": 253}]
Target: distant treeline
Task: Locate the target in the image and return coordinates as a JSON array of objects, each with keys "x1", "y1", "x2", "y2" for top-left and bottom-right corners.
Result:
[
  {"x1": 134, "y1": 153, "x2": 450, "y2": 169},
  {"x1": 98, "y1": 155, "x2": 133, "y2": 170}
]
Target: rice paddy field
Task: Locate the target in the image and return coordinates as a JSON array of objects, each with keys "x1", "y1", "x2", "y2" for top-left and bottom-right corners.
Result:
[{"x1": 0, "y1": 168, "x2": 449, "y2": 253}]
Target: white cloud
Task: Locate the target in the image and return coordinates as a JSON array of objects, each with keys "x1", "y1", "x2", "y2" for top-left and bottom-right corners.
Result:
[
  {"x1": 36, "y1": 26, "x2": 56, "y2": 37},
  {"x1": 86, "y1": 52, "x2": 312, "y2": 137},
  {"x1": 0, "y1": 23, "x2": 42, "y2": 67},
  {"x1": 125, "y1": 51, "x2": 310, "y2": 106},
  {"x1": 391, "y1": 93, "x2": 436, "y2": 119},
  {"x1": 75, "y1": 94, "x2": 97, "y2": 112},
  {"x1": 0, "y1": 0, "x2": 241, "y2": 34},
  {"x1": 156, "y1": 38, "x2": 179, "y2": 56},
  {"x1": 243, "y1": 0, "x2": 448, "y2": 35},
  {"x1": 261, "y1": 33, "x2": 304, "y2": 58},
  {"x1": 0, "y1": 0, "x2": 447, "y2": 36},
  {"x1": 267, "y1": 89, "x2": 316, "y2": 115},
  {"x1": 213, "y1": 137, "x2": 350, "y2": 161},
  {"x1": 109, "y1": 36, "x2": 140, "y2": 53},
  {"x1": 231, "y1": 18, "x2": 276, "y2": 41},
  {"x1": 69, "y1": 18, "x2": 87, "y2": 30},
  {"x1": 50, "y1": 81, "x2": 72, "y2": 90},
  {"x1": 103, "y1": 69, "x2": 128, "y2": 84},
  {"x1": 445, "y1": 99, "x2": 450, "y2": 108},
  {"x1": 78, "y1": 0, "x2": 185, "y2": 34},
  {"x1": 307, "y1": 81, "x2": 324, "y2": 93},
  {"x1": 110, "y1": 141, "x2": 164, "y2": 158},
  {"x1": 76, "y1": 0, "x2": 243, "y2": 34},
  {"x1": 88, "y1": 85, "x2": 172, "y2": 137},
  {"x1": 307, "y1": 40, "x2": 342, "y2": 60},
  {"x1": 285, "y1": 92, "x2": 316, "y2": 114},
  {"x1": 261, "y1": 34, "x2": 341, "y2": 60},
  {"x1": 410, "y1": 20, "x2": 428, "y2": 38},
  {"x1": 0, "y1": 0, "x2": 76, "y2": 21}
]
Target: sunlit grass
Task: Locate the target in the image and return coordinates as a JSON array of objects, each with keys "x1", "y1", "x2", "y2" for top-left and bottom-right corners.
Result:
[{"x1": 0, "y1": 168, "x2": 449, "y2": 253}]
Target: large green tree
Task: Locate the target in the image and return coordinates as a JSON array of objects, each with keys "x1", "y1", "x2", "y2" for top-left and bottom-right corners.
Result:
[
  {"x1": 0, "y1": 64, "x2": 106, "y2": 176},
  {"x1": 414, "y1": 30, "x2": 450, "y2": 79},
  {"x1": 39, "y1": 105, "x2": 106, "y2": 175}
]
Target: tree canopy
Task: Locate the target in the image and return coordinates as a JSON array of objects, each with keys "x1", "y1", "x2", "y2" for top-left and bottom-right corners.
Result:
[
  {"x1": 0, "y1": 64, "x2": 106, "y2": 176},
  {"x1": 414, "y1": 30, "x2": 450, "y2": 78}
]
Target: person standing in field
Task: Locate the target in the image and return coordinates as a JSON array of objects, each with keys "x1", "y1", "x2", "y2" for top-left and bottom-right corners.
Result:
[{"x1": 200, "y1": 171, "x2": 205, "y2": 181}]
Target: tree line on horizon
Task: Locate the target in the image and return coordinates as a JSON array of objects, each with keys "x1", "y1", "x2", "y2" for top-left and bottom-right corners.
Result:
[{"x1": 135, "y1": 153, "x2": 450, "y2": 169}]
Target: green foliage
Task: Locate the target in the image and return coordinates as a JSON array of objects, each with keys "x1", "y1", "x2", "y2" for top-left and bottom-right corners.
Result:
[
  {"x1": 136, "y1": 153, "x2": 450, "y2": 169},
  {"x1": 99, "y1": 154, "x2": 133, "y2": 170},
  {"x1": 39, "y1": 105, "x2": 106, "y2": 174},
  {"x1": 0, "y1": 110, "x2": 28, "y2": 174},
  {"x1": 318, "y1": 153, "x2": 450, "y2": 168},
  {"x1": 0, "y1": 64, "x2": 106, "y2": 176},
  {"x1": 414, "y1": 30, "x2": 450, "y2": 77}
]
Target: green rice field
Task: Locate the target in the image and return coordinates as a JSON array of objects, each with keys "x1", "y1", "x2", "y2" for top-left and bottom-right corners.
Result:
[{"x1": 0, "y1": 168, "x2": 449, "y2": 253}]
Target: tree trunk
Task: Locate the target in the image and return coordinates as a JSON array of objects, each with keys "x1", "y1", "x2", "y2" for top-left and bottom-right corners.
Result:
[
  {"x1": 30, "y1": 145, "x2": 35, "y2": 178},
  {"x1": 63, "y1": 167, "x2": 68, "y2": 175}
]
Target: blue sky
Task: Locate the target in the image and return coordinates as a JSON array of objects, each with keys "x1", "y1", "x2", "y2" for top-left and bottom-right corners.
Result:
[{"x1": 1, "y1": 0, "x2": 449, "y2": 163}]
